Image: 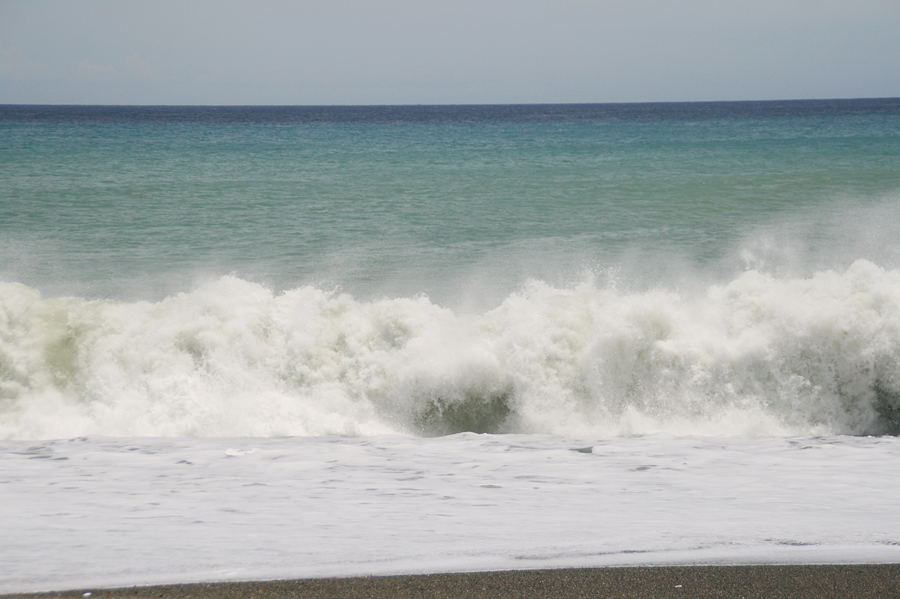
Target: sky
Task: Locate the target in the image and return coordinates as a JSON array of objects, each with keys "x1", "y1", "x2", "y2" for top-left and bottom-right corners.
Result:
[{"x1": 1, "y1": 0, "x2": 899, "y2": 106}]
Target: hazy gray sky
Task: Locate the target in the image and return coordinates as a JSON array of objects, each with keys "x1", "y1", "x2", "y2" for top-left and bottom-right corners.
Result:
[{"x1": 2, "y1": 0, "x2": 899, "y2": 105}]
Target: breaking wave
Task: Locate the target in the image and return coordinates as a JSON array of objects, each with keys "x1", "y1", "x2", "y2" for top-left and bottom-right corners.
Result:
[{"x1": 3, "y1": 259, "x2": 900, "y2": 439}]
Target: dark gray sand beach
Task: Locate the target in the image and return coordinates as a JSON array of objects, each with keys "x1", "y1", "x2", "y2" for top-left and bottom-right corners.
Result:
[{"x1": 6, "y1": 565, "x2": 900, "y2": 599}]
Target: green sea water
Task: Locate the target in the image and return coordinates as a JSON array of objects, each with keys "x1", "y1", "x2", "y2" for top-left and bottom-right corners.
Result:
[{"x1": 3, "y1": 101, "x2": 898, "y2": 305}]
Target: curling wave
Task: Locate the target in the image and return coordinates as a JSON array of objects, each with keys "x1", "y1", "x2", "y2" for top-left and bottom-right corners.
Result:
[{"x1": 2, "y1": 259, "x2": 900, "y2": 439}]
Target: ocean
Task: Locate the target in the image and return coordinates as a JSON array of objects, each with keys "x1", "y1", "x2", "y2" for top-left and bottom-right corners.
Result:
[{"x1": 2, "y1": 100, "x2": 900, "y2": 592}]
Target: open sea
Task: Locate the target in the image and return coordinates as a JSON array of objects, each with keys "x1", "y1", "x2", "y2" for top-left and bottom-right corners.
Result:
[{"x1": 2, "y1": 100, "x2": 900, "y2": 592}]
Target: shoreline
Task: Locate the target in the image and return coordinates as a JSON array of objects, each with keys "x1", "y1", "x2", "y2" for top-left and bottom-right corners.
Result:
[{"x1": 6, "y1": 564, "x2": 900, "y2": 599}]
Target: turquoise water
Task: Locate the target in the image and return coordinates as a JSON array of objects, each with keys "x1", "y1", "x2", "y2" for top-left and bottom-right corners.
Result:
[
  {"x1": 2, "y1": 101, "x2": 900, "y2": 438},
  {"x1": 4, "y1": 101, "x2": 899, "y2": 304}
]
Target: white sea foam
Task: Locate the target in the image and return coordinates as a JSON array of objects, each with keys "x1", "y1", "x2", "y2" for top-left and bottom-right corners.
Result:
[
  {"x1": 2, "y1": 434, "x2": 900, "y2": 593},
  {"x1": 2, "y1": 259, "x2": 900, "y2": 440}
]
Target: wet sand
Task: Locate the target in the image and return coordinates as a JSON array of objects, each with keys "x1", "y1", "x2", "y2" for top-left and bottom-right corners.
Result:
[{"x1": 5, "y1": 564, "x2": 900, "y2": 599}]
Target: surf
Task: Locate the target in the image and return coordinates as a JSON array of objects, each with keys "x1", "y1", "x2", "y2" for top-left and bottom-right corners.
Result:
[{"x1": 2, "y1": 259, "x2": 899, "y2": 440}]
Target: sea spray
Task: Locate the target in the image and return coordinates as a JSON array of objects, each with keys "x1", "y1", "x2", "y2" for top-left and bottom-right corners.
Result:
[{"x1": 3, "y1": 260, "x2": 900, "y2": 439}]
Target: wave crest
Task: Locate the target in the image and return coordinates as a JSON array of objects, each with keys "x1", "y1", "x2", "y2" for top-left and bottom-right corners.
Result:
[{"x1": 3, "y1": 260, "x2": 900, "y2": 439}]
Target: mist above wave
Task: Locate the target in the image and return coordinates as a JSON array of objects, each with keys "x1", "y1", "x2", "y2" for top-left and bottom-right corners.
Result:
[{"x1": 2, "y1": 259, "x2": 900, "y2": 440}]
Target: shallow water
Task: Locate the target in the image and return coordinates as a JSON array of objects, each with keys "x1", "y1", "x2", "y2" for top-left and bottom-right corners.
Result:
[{"x1": 3, "y1": 433, "x2": 900, "y2": 593}]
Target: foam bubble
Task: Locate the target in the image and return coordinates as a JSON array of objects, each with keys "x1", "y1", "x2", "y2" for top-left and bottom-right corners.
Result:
[{"x1": 2, "y1": 260, "x2": 900, "y2": 439}]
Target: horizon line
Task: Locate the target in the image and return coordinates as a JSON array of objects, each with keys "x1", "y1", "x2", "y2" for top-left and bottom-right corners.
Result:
[{"x1": 2, "y1": 96, "x2": 899, "y2": 108}]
